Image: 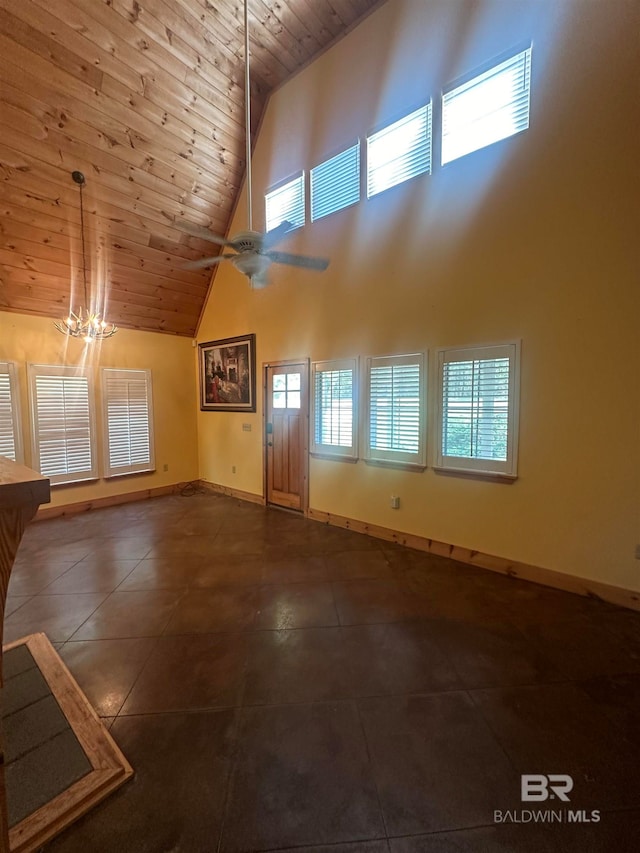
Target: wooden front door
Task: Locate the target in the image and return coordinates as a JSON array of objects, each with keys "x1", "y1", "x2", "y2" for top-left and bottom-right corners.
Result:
[{"x1": 265, "y1": 361, "x2": 309, "y2": 511}]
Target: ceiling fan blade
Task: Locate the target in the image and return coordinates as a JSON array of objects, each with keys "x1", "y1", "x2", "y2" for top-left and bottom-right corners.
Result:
[
  {"x1": 174, "y1": 220, "x2": 234, "y2": 247},
  {"x1": 183, "y1": 254, "x2": 234, "y2": 270},
  {"x1": 266, "y1": 251, "x2": 330, "y2": 271},
  {"x1": 263, "y1": 220, "x2": 294, "y2": 249}
]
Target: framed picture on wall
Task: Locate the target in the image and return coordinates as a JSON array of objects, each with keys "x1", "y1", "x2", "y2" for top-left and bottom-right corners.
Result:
[{"x1": 199, "y1": 334, "x2": 256, "y2": 412}]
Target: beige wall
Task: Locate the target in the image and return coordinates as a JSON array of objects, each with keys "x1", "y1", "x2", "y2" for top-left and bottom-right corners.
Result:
[
  {"x1": 0, "y1": 312, "x2": 199, "y2": 508},
  {"x1": 197, "y1": 0, "x2": 640, "y2": 591}
]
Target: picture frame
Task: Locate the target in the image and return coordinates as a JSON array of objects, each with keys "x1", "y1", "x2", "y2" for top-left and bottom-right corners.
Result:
[{"x1": 199, "y1": 334, "x2": 256, "y2": 412}]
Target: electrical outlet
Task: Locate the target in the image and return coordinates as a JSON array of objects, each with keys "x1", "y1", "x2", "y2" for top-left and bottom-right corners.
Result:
[
  {"x1": 242, "y1": 423, "x2": 252, "y2": 432},
  {"x1": 163, "y1": 463, "x2": 169, "y2": 472},
  {"x1": 390, "y1": 495, "x2": 400, "y2": 509}
]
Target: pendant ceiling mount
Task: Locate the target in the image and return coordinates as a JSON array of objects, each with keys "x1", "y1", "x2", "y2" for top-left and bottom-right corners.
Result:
[{"x1": 54, "y1": 171, "x2": 118, "y2": 343}]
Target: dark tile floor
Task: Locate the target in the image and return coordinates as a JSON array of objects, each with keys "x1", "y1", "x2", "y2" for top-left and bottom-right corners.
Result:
[{"x1": 4, "y1": 493, "x2": 640, "y2": 852}]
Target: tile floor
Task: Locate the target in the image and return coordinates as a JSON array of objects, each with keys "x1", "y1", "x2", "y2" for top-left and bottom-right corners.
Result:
[{"x1": 4, "y1": 493, "x2": 640, "y2": 852}]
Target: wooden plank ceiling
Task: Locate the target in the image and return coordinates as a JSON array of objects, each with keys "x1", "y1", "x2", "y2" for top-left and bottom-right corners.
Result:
[{"x1": 0, "y1": 0, "x2": 382, "y2": 337}]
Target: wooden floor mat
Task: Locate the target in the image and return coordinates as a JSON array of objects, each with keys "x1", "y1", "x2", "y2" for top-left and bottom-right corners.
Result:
[{"x1": 2, "y1": 633, "x2": 133, "y2": 853}]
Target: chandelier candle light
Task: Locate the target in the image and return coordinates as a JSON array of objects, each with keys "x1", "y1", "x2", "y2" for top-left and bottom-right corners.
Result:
[{"x1": 54, "y1": 171, "x2": 118, "y2": 343}]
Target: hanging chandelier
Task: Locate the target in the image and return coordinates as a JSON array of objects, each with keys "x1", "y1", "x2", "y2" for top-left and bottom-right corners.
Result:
[{"x1": 54, "y1": 171, "x2": 118, "y2": 342}]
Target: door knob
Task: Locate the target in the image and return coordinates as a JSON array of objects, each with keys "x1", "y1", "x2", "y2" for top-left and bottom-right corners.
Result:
[{"x1": 267, "y1": 441, "x2": 273, "y2": 446}]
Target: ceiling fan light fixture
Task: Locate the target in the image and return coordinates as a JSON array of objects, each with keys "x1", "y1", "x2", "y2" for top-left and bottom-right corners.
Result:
[
  {"x1": 55, "y1": 171, "x2": 118, "y2": 342},
  {"x1": 232, "y1": 251, "x2": 271, "y2": 279}
]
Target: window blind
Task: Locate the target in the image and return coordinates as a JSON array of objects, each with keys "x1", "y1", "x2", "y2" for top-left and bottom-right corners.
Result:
[
  {"x1": 366, "y1": 354, "x2": 424, "y2": 465},
  {"x1": 0, "y1": 362, "x2": 21, "y2": 462},
  {"x1": 265, "y1": 173, "x2": 305, "y2": 232},
  {"x1": 102, "y1": 369, "x2": 154, "y2": 477},
  {"x1": 30, "y1": 366, "x2": 97, "y2": 485},
  {"x1": 311, "y1": 361, "x2": 356, "y2": 457},
  {"x1": 367, "y1": 104, "x2": 432, "y2": 198},
  {"x1": 311, "y1": 143, "x2": 360, "y2": 222},
  {"x1": 442, "y1": 48, "x2": 532, "y2": 164},
  {"x1": 437, "y1": 343, "x2": 520, "y2": 476}
]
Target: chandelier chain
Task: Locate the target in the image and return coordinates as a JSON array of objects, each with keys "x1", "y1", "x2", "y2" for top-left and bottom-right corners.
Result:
[{"x1": 78, "y1": 175, "x2": 89, "y2": 309}]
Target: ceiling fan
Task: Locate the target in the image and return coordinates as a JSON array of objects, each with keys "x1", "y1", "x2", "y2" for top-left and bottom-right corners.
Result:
[{"x1": 176, "y1": 0, "x2": 329, "y2": 289}]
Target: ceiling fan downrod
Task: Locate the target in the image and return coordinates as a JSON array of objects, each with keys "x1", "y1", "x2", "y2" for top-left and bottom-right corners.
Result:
[{"x1": 244, "y1": 0, "x2": 253, "y2": 232}]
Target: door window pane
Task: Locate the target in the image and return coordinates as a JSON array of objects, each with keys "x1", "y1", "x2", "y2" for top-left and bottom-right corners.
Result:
[{"x1": 273, "y1": 372, "x2": 302, "y2": 408}]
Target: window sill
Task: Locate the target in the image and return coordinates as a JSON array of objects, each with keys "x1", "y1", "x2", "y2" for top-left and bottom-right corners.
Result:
[
  {"x1": 364, "y1": 459, "x2": 426, "y2": 473},
  {"x1": 433, "y1": 466, "x2": 517, "y2": 483},
  {"x1": 310, "y1": 453, "x2": 358, "y2": 464},
  {"x1": 51, "y1": 477, "x2": 100, "y2": 489},
  {"x1": 104, "y1": 468, "x2": 156, "y2": 479}
]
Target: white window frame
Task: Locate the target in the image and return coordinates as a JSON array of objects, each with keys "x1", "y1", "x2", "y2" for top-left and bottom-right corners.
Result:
[
  {"x1": 363, "y1": 352, "x2": 426, "y2": 468},
  {"x1": 101, "y1": 368, "x2": 155, "y2": 478},
  {"x1": 265, "y1": 172, "x2": 305, "y2": 232},
  {"x1": 366, "y1": 103, "x2": 432, "y2": 198},
  {"x1": 441, "y1": 47, "x2": 532, "y2": 165},
  {"x1": 310, "y1": 141, "x2": 361, "y2": 222},
  {"x1": 0, "y1": 361, "x2": 24, "y2": 464},
  {"x1": 28, "y1": 363, "x2": 98, "y2": 486},
  {"x1": 310, "y1": 358, "x2": 358, "y2": 460},
  {"x1": 435, "y1": 342, "x2": 520, "y2": 478}
]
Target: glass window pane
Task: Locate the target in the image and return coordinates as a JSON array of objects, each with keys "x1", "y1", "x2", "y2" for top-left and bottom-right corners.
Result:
[
  {"x1": 273, "y1": 375, "x2": 286, "y2": 391},
  {"x1": 273, "y1": 391, "x2": 286, "y2": 408},
  {"x1": 436, "y1": 343, "x2": 519, "y2": 477},
  {"x1": 265, "y1": 174, "x2": 305, "y2": 232},
  {"x1": 0, "y1": 366, "x2": 18, "y2": 461},
  {"x1": 287, "y1": 391, "x2": 301, "y2": 409},
  {"x1": 442, "y1": 357, "x2": 509, "y2": 460},
  {"x1": 367, "y1": 105, "x2": 431, "y2": 197},
  {"x1": 287, "y1": 373, "x2": 301, "y2": 391},
  {"x1": 369, "y1": 362, "x2": 420, "y2": 453},
  {"x1": 311, "y1": 143, "x2": 360, "y2": 221},
  {"x1": 103, "y1": 370, "x2": 153, "y2": 474},
  {"x1": 442, "y1": 48, "x2": 531, "y2": 164},
  {"x1": 312, "y1": 363, "x2": 356, "y2": 454}
]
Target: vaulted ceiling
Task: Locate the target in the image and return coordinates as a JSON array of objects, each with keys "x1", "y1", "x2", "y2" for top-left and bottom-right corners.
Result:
[{"x1": 0, "y1": 0, "x2": 384, "y2": 337}]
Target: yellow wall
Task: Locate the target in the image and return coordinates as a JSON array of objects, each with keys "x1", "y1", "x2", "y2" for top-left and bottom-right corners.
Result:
[
  {"x1": 0, "y1": 312, "x2": 199, "y2": 508},
  {"x1": 197, "y1": 0, "x2": 640, "y2": 591}
]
